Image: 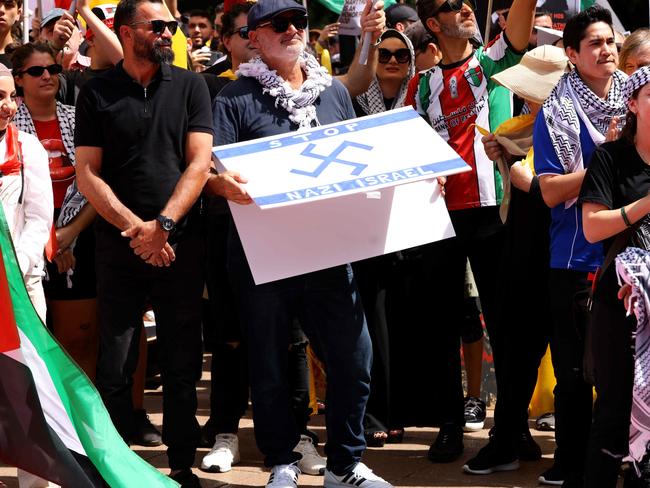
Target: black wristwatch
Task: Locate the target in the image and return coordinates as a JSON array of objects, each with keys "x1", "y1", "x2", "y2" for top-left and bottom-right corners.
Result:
[{"x1": 156, "y1": 214, "x2": 176, "y2": 233}]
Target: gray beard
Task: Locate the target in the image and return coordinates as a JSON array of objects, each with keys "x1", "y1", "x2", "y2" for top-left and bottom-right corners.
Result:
[{"x1": 439, "y1": 20, "x2": 477, "y2": 39}]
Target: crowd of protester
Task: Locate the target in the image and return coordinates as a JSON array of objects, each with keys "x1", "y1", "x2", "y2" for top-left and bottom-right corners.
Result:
[{"x1": 2, "y1": 0, "x2": 650, "y2": 486}]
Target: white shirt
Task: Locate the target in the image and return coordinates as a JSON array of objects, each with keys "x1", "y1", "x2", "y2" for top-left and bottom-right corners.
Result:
[{"x1": 0, "y1": 129, "x2": 53, "y2": 277}]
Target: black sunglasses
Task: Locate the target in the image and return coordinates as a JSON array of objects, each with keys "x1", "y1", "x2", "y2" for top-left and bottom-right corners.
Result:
[
  {"x1": 431, "y1": 0, "x2": 471, "y2": 16},
  {"x1": 258, "y1": 14, "x2": 308, "y2": 33},
  {"x1": 130, "y1": 19, "x2": 178, "y2": 35},
  {"x1": 378, "y1": 48, "x2": 410, "y2": 64},
  {"x1": 234, "y1": 25, "x2": 249, "y2": 39},
  {"x1": 19, "y1": 64, "x2": 63, "y2": 77}
]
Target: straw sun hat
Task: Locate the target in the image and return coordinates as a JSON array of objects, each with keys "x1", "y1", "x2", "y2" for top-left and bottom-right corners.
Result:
[{"x1": 491, "y1": 45, "x2": 570, "y2": 105}]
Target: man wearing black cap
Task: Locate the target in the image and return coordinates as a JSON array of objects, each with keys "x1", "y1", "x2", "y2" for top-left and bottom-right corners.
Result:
[
  {"x1": 210, "y1": 0, "x2": 391, "y2": 487},
  {"x1": 385, "y1": 3, "x2": 418, "y2": 32}
]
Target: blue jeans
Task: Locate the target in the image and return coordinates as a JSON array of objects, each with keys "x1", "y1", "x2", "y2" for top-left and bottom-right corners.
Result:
[{"x1": 227, "y1": 229, "x2": 372, "y2": 474}]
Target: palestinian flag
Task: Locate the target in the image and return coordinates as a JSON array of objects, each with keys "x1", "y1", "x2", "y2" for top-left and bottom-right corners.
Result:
[{"x1": 0, "y1": 204, "x2": 178, "y2": 487}]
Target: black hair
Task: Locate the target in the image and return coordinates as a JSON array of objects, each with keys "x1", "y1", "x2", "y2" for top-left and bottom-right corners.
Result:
[
  {"x1": 114, "y1": 0, "x2": 163, "y2": 43},
  {"x1": 563, "y1": 5, "x2": 613, "y2": 53},
  {"x1": 10, "y1": 41, "x2": 55, "y2": 74},
  {"x1": 416, "y1": 0, "x2": 438, "y2": 36},
  {"x1": 220, "y1": 2, "x2": 253, "y2": 39},
  {"x1": 10, "y1": 42, "x2": 56, "y2": 97},
  {"x1": 188, "y1": 9, "x2": 210, "y2": 20},
  {"x1": 405, "y1": 20, "x2": 437, "y2": 52}
]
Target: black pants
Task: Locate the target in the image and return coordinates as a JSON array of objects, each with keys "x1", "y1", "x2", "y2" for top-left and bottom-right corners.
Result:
[
  {"x1": 357, "y1": 207, "x2": 504, "y2": 429},
  {"x1": 95, "y1": 229, "x2": 204, "y2": 470},
  {"x1": 548, "y1": 269, "x2": 594, "y2": 487},
  {"x1": 493, "y1": 186, "x2": 553, "y2": 450},
  {"x1": 584, "y1": 281, "x2": 636, "y2": 488}
]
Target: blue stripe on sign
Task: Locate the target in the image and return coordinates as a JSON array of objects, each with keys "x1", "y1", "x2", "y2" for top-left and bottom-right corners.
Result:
[
  {"x1": 214, "y1": 109, "x2": 420, "y2": 159},
  {"x1": 254, "y1": 157, "x2": 467, "y2": 206}
]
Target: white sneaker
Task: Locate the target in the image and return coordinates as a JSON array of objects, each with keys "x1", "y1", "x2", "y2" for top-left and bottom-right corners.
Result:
[
  {"x1": 324, "y1": 462, "x2": 393, "y2": 488},
  {"x1": 294, "y1": 434, "x2": 326, "y2": 475},
  {"x1": 267, "y1": 463, "x2": 300, "y2": 488},
  {"x1": 200, "y1": 433, "x2": 240, "y2": 473}
]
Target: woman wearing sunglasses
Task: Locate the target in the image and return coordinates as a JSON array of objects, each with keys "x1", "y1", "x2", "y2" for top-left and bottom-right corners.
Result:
[
  {"x1": 351, "y1": 28, "x2": 416, "y2": 449},
  {"x1": 11, "y1": 42, "x2": 99, "y2": 381}
]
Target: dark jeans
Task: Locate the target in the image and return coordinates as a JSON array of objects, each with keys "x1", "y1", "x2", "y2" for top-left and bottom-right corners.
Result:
[
  {"x1": 548, "y1": 269, "x2": 594, "y2": 487},
  {"x1": 95, "y1": 229, "x2": 204, "y2": 470},
  {"x1": 228, "y1": 230, "x2": 371, "y2": 475},
  {"x1": 584, "y1": 282, "x2": 636, "y2": 488},
  {"x1": 204, "y1": 214, "x2": 312, "y2": 435}
]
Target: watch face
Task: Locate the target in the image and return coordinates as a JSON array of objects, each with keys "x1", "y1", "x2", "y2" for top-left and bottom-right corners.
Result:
[{"x1": 162, "y1": 218, "x2": 174, "y2": 231}]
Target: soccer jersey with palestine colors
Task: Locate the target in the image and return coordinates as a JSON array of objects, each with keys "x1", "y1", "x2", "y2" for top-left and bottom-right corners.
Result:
[{"x1": 407, "y1": 33, "x2": 523, "y2": 211}]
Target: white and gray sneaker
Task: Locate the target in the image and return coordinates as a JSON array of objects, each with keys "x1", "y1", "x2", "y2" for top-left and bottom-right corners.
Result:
[
  {"x1": 267, "y1": 463, "x2": 301, "y2": 488},
  {"x1": 294, "y1": 434, "x2": 326, "y2": 475},
  {"x1": 324, "y1": 462, "x2": 393, "y2": 488},
  {"x1": 200, "y1": 433, "x2": 240, "y2": 473}
]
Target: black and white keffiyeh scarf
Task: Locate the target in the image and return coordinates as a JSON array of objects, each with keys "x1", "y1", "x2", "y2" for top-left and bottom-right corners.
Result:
[
  {"x1": 237, "y1": 51, "x2": 332, "y2": 129},
  {"x1": 616, "y1": 247, "x2": 650, "y2": 468},
  {"x1": 356, "y1": 30, "x2": 416, "y2": 115},
  {"x1": 542, "y1": 69, "x2": 627, "y2": 207},
  {"x1": 13, "y1": 101, "x2": 86, "y2": 228},
  {"x1": 624, "y1": 65, "x2": 650, "y2": 105}
]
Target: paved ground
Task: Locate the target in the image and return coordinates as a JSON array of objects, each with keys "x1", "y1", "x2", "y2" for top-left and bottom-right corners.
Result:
[{"x1": 0, "y1": 353, "x2": 565, "y2": 488}]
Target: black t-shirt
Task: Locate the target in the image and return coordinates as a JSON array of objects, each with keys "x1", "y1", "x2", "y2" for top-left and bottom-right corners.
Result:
[
  {"x1": 580, "y1": 138, "x2": 650, "y2": 298},
  {"x1": 213, "y1": 75, "x2": 355, "y2": 146},
  {"x1": 75, "y1": 61, "x2": 213, "y2": 238}
]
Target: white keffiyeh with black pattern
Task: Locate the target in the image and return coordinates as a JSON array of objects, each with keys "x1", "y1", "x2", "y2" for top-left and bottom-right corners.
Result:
[
  {"x1": 542, "y1": 69, "x2": 627, "y2": 208},
  {"x1": 237, "y1": 51, "x2": 332, "y2": 129}
]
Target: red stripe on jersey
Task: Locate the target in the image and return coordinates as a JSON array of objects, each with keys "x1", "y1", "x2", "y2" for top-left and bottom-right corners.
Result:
[{"x1": 438, "y1": 60, "x2": 480, "y2": 209}]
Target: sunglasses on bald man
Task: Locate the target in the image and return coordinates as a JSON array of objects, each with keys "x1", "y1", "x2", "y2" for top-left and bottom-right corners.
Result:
[
  {"x1": 257, "y1": 13, "x2": 308, "y2": 33},
  {"x1": 431, "y1": 0, "x2": 473, "y2": 16}
]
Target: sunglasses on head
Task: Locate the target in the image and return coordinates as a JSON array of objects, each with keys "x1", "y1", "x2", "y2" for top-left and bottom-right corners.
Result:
[
  {"x1": 378, "y1": 48, "x2": 410, "y2": 64},
  {"x1": 19, "y1": 64, "x2": 63, "y2": 77},
  {"x1": 257, "y1": 14, "x2": 308, "y2": 33},
  {"x1": 234, "y1": 25, "x2": 249, "y2": 39},
  {"x1": 130, "y1": 19, "x2": 179, "y2": 35},
  {"x1": 431, "y1": 0, "x2": 472, "y2": 16}
]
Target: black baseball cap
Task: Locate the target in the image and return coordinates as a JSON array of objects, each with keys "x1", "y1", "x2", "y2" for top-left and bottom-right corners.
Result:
[
  {"x1": 385, "y1": 4, "x2": 418, "y2": 28},
  {"x1": 248, "y1": 0, "x2": 306, "y2": 30}
]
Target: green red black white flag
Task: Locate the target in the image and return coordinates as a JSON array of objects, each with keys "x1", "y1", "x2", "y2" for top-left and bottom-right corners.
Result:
[{"x1": 0, "y1": 203, "x2": 177, "y2": 487}]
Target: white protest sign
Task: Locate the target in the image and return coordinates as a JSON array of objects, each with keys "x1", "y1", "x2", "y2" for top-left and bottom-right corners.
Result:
[
  {"x1": 337, "y1": 0, "x2": 365, "y2": 36},
  {"x1": 214, "y1": 107, "x2": 470, "y2": 209},
  {"x1": 213, "y1": 107, "x2": 471, "y2": 284},
  {"x1": 229, "y1": 181, "x2": 455, "y2": 284}
]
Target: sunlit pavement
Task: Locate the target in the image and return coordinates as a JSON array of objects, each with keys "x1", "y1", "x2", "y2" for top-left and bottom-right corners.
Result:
[{"x1": 0, "y1": 353, "x2": 567, "y2": 488}]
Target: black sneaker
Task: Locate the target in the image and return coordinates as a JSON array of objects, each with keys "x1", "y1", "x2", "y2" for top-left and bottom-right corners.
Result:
[
  {"x1": 463, "y1": 397, "x2": 486, "y2": 432},
  {"x1": 462, "y1": 439, "x2": 519, "y2": 475},
  {"x1": 538, "y1": 465, "x2": 565, "y2": 486},
  {"x1": 518, "y1": 429, "x2": 542, "y2": 461},
  {"x1": 131, "y1": 409, "x2": 163, "y2": 447},
  {"x1": 428, "y1": 423, "x2": 464, "y2": 463},
  {"x1": 170, "y1": 468, "x2": 201, "y2": 488}
]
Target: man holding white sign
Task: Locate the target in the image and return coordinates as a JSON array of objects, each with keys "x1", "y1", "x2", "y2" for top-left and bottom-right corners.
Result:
[{"x1": 209, "y1": 1, "x2": 392, "y2": 488}]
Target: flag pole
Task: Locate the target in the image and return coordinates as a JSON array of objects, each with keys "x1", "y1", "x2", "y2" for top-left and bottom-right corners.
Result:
[{"x1": 484, "y1": 0, "x2": 494, "y2": 43}]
